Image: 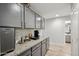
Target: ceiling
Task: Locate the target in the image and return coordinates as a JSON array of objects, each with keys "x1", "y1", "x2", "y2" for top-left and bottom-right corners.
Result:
[{"x1": 30, "y1": 3, "x2": 72, "y2": 19}]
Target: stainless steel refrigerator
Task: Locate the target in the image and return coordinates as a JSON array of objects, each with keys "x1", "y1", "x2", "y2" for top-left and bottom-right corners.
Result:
[{"x1": 0, "y1": 27, "x2": 15, "y2": 55}]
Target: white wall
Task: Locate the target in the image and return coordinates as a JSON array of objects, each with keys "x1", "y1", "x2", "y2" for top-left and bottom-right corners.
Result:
[{"x1": 45, "y1": 16, "x2": 71, "y2": 45}]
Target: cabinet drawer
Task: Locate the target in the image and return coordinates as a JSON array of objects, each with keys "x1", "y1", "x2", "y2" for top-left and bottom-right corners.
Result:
[
  {"x1": 18, "y1": 49, "x2": 31, "y2": 56},
  {"x1": 32, "y1": 43, "x2": 41, "y2": 51}
]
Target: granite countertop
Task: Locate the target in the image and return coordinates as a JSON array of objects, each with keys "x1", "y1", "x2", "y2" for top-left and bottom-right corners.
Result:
[{"x1": 4, "y1": 36, "x2": 48, "y2": 56}]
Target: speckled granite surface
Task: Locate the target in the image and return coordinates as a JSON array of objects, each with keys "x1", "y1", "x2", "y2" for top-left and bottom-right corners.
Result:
[{"x1": 4, "y1": 37, "x2": 48, "y2": 56}]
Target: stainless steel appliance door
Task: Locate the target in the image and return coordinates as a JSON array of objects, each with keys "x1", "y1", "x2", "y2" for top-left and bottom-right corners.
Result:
[{"x1": 0, "y1": 27, "x2": 15, "y2": 54}]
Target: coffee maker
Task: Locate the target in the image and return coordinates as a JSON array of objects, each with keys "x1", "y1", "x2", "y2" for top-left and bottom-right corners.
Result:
[{"x1": 34, "y1": 30, "x2": 39, "y2": 39}]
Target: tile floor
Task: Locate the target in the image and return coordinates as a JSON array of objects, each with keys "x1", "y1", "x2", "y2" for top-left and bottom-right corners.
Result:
[{"x1": 45, "y1": 43, "x2": 71, "y2": 56}]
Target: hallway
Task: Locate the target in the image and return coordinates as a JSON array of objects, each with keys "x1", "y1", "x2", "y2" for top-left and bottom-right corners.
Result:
[{"x1": 45, "y1": 43, "x2": 71, "y2": 56}]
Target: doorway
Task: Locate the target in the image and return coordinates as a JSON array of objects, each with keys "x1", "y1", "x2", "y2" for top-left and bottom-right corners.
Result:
[{"x1": 45, "y1": 17, "x2": 72, "y2": 56}]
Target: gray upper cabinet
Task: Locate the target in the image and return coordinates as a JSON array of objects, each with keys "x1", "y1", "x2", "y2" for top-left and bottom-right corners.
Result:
[
  {"x1": 0, "y1": 3, "x2": 22, "y2": 27},
  {"x1": 25, "y1": 7, "x2": 35, "y2": 28},
  {"x1": 41, "y1": 17, "x2": 45, "y2": 29},
  {"x1": 35, "y1": 13, "x2": 42, "y2": 29}
]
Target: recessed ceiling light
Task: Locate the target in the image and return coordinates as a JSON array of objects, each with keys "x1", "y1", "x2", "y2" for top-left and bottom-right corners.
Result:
[
  {"x1": 56, "y1": 14, "x2": 59, "y2": 17},
  {"x1": 65, "y1": 20, "x2": 71, "y2": 23},
  {"x1": 11, "y1": 4, "x2": 20, "y2": 12},
  {"x1": 74, "y1": 11, "x2": 78, "y2": 14},
  {"x1": 37, "y1": 17, "x2": 41, "y2": 21}
]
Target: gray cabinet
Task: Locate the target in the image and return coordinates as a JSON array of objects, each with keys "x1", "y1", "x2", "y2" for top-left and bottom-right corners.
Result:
[
  {"x1": 46, "y1": 38, "x2": 49, "y2": 51},
  {"x1": 32, "y1": 46, "x2": 41, "y2": 56},
  {"x1": 18, "y1": 49, "x2": 31, "y2": 56},
  {"x1": 0, "y1": 3, "x2": 22, "y2": 27},
  {"x1": 42, "y1": 39, "x2": 47, "y2": 56},
  {"x1": 42, "y1": 38, "x2": 49, "y2": 56},
  {"x1": 41, "y1": 17, "x2": 45, "y2": 29},
  {"x1": 0, "y1": 28, "x2": 15, "y2": 55},
  {"x1": 35, "y1": 13, "x2": 42, "y2": 28},
  {"x1": 17, "y1": 38, "x2": 49, "y2": 56},
  {"x1": 25, "y1": 7, "x2": 35, "y2": 28},
  {"x1": 0, "y1": 4, "x2": 45, "y2": 29},
  {"x1": 20, "y1": 4, "x2": 25, "y2": 28},
  {"x1": 32, "y1": 43, "x2": 42, "y2": 56}
]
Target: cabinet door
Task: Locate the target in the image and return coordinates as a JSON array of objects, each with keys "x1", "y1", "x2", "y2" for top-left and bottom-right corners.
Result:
[
  {"x1": 0, "y1": 3, "x2": 22, "y2": 27},
  {"x1": 0, "y1": 28, "x2": 15, "y2": 53},
  {"x1": 25, "y1": 7, "x2": 35, "y2": 28},
  {"x1": 46, "y1": 38, "x2": 49, "y2": 51},
  {"x1": 0, "y1": 30, "x2": 1, "y2": 56},
  {"x1": 41, "y1": 17, "x2": 45, "y2": 29},
  {"x1": 42, "y1": 43, "x2": 46, "y2": 56},
  {"x1": 35, "y1": 14, "x2": 42, "y2": 28},
  {"x1": 42, "y1": 40, "x2": 47, "y2": 56},
  {"x1": 32, "y1": 46, "x2": 41, "y2": 56}
]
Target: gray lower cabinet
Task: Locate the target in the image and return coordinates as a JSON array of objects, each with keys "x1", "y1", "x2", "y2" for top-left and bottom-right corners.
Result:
[
  {"x1": 0, "y1": 3, "x2": 22, "y2": 27},
  {"x1": 46, "y1": 38, "x2": 49, "y2": 51},
  {"x1": 18, "y1": 49, "x2": 31, "y2": 56},
  {"x1": 32, "y1": 43, "x2": 42, "y2": 56},
  {"x1": 17, "y1": 38, "x2": 49, "y2": 56},
  {"x1": 32, "y1": 46, "x2": 41, "y2": 56},
  {"x1": 42, "y1": 39, "x2": 47, "y2": 56}
]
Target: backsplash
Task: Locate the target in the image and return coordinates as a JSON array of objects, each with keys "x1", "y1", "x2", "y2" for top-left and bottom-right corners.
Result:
[
  {"x1": 15, "y1": 29, "x2": 34, "y2": 43},
  {"x1": 15, "y1": 28, "x2": 46, "y2": 43}
]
